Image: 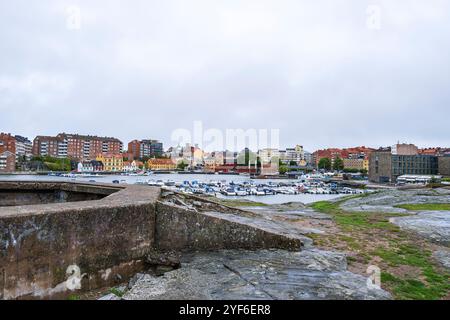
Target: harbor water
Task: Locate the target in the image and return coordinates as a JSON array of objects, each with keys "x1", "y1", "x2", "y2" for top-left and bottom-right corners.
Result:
[{"x1": 0, "y1": 173, "x2": 346, "y2": 204}]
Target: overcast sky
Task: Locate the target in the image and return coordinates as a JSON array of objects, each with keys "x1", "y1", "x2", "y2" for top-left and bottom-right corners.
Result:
[{"x1": 1, "y1": 0, "x2": 449, "y2": 152}]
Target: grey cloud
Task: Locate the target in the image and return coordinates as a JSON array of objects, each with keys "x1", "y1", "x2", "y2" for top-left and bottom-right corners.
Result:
[{"x1": 0, "y1": 0, "x2": 449, "y2": 152}]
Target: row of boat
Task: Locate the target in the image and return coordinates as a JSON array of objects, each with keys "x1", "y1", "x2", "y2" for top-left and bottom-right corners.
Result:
[{"x1": 137, "y1": 179, "x2": 367, "y2": 196}]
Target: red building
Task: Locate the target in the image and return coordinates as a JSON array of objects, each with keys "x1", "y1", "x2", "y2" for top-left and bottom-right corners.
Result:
[
  {"x1": 33, "y1": 133, "x2": 123, "y2": 160},
  {"x1": 0, "y1": 151, "x2": 16, "y2": 172},
  {"x1": 0, "y1": 133, "x2": 16, "y2": 154},
  {"x1": 32, "y1": 136, "x2": 60, "y2": 157},
  {"x1": 313, "y1": 146, "x2": 375, "y2": 167},
  {"x1": 128, "y1": 140, "x2": 141, "y2": 160},
  {"x1": 0, "y1": 133, "x2": 16, "y2": 172},
  {"x1": 313, "y1": 148, "x2": 349, "y2": 166}
]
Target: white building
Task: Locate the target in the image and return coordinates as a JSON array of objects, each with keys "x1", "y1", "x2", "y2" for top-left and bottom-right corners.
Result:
[
  {"x1": 258, "y1": 148, "x2": 280, "y2": 164},
  {"x1": 279, "y1": 145, "x2": 305, "y2": 165},
  {"x1": 14, "y1": 135, "x2": 32, "y2": 159},
  {"x1": 123, "y1": 160, "x2": 141, "y2": 172},
  {"x1": 396, "y1": 175, "x2": 442, "y2": 185}
]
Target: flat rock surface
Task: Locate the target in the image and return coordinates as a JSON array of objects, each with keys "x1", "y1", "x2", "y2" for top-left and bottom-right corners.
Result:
[
  {"x1": 341, "y1": 188, "x2": 450, "y2": 213},
  {"x1": 123, "y1": 249, "x2": 391, "y2": 300},
  {"x1": 390, "y1": 211, "x2": 450, "y2": 246},
  {"x1": 433, "y1": 249, "x2": 450, "y2": 269}
]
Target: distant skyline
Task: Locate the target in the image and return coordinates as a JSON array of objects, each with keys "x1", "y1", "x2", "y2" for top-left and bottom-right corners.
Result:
[{"x1": 1, "y1": 0, "x2": 450, "y2": 152}]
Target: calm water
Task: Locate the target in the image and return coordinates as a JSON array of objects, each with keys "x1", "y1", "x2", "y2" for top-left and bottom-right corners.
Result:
[{"x1": 0, "y1": 173, "x2": 344, "y2": 204}]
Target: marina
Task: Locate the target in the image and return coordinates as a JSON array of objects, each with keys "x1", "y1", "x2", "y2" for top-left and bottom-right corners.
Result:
[{"x1": 0, "y1": 173, "x2": 368, "y2": 204}]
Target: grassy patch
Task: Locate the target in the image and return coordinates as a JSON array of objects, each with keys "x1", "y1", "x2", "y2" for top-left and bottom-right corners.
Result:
[
  {"x1": 109, "y1": 287, "x2": 125, "y2": 298},
  {"x1": 67, "y1": 294, "x2": 80, "y2": 300},
  {"x1": 309, "y1": 195, "x2": 450, "y2": 300},
  {"x1": 381, "y1": 268, "x2": 449, "y2": 300},
  {"x1": 395, "y1": 203, "x2": 450, "y2": 211},
  {"x1": 310, "y1": 199, "x2": 403, "y2": 231}
]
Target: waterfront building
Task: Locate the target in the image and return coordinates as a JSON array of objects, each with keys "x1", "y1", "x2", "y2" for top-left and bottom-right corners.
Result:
[
  {"x1": 33, "y1": 133, "x2": 123, "y2": 161},
  {"x1": 369, "y1": 146, "x2": 439, "y2": 183},
  {"x1": 397, "y1": 175, "x2": 442, "y2": 185},
  {"x1": 77, "y1": 160, "x2": 104, "y2": 173},
  {"x1": 96, "y1": 154, "x2": 123, "y2": 172},
  {"x1": 123, "y1": 160, "x2": 144, "y2": 172},
  {"x1": 147, "y1": 158, "x2": 176, "y2": 171},
  {"x1": 0, "y1": 151, "x2": 16, "y2": 173}
]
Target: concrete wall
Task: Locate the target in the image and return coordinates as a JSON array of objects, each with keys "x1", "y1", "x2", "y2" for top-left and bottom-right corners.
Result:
[
  {"x1": 155, "y1": 202, "x2": 302, "y2": 251},
  {"x1": 0, "y1": 182, "x2": 304, "y2": 300},
  {"x1": 0, "y1": 183, "x2": 158, "y2": 300}
]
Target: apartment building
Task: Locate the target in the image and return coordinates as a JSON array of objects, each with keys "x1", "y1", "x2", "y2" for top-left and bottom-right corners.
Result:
[
  {"x1": 128, "y1": 139, "x2": 164, "y2": 160},
  {"x1": 33, "y1": 133, "x2": 122, "y2": 160},
  {"x1": 14, "y1": 135, "x2": 32, "y2": 159}
]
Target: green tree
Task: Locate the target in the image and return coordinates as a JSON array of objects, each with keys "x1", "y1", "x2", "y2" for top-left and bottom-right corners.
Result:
[
  {"x1": 333, "y1": 157, "x2": 344, "y2": 171},
  {"x1": 318, "y1": 157, "x2": 332, "y2": 170},
  {"x1": 177, "y1": 161, "x2": 189, "y2": 171},
  {"x1": 279, "y1": 165, "x2": 288, "y2": 175}
]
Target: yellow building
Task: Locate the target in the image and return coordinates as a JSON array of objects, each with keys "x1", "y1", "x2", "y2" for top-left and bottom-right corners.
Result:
[
  {"x1": 147, "y1": 158, "x2": 177, "y2": 171},
  {"x1": 363, "y1": 159, "x2": 369, "y2": 172},
  {"x1": 96, "y1": 154, "x2": 124, "y2": 172},
  {"x1": 343, "y1": 158, "x2": 365, "y2": 171}
]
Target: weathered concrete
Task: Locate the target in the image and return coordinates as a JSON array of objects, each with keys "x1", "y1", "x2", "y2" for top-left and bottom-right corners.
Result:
[
  {"x1": 0, "y1": 183, "x2": 159, "y2": 300},
  {"x1": 0, "y1": 181, "x2": 119, "y2": 207},
  {"x1": 0, "y1": 181, "x2": 305, "y2": 300}
]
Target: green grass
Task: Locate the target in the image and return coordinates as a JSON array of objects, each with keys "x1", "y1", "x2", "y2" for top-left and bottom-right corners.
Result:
[
  {"x1": 310, "y1": 195, "x2": 450, "y2": 300},
  {"x1": 310, "y1": 198, "x2": 403, "y2": 231},
  {"x1": 67, "y1": 294, "x2": 80, "y2": 300},
  {"x1": 395, "y1": 203, "x2": 450, "y2": 211},
  {"x1": 109, "y1": 287, "x2": 125, "y2": 298}
]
